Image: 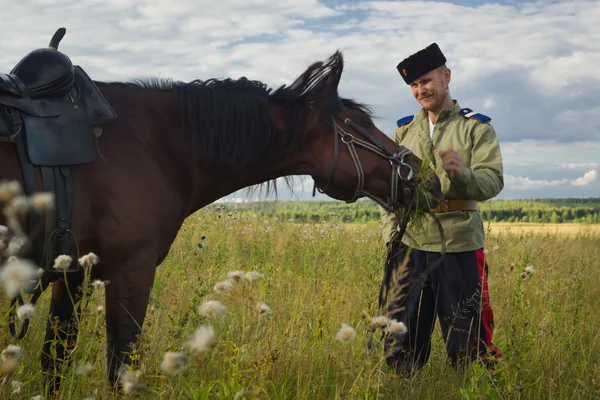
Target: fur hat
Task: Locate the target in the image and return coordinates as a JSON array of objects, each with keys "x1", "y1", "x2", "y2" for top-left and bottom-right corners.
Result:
[{"x1": 396, "y1": 43, "x2": 447, "y2": 85}]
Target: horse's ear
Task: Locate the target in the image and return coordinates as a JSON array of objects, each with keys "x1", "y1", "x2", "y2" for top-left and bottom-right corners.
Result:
[{"x1": 304, "y1": 50, "x2": 344, "y2": 106}]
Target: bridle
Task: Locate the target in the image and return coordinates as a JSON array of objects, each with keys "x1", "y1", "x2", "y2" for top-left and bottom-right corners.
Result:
[{"x1": 312, "y1": 112, "x2": 417, "y2": 214}]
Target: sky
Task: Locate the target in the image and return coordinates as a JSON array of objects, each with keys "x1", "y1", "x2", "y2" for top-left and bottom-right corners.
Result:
[{"x1": 1, "y1": 0, "x2": 598, "y2": 201}]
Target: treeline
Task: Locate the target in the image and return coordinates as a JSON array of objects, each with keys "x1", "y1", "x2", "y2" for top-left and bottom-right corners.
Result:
[{"x1": 211, "y1": 198, "x2": 600, "y2": 224}]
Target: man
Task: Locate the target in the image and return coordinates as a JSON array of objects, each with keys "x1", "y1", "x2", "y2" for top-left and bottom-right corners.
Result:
[{"x1": 379, "y1": 43, "x2": 504, "y2": 373}]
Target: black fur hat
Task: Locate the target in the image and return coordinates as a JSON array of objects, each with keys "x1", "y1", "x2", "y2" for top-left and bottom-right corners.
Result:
[{"x1": 396, "y1": 43, "x2": 447, "y2": 84}]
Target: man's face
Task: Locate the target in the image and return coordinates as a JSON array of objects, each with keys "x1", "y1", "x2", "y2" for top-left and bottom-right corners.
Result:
[{"x1": 409, "y1": 67, "x2": 451, "y2": 112}]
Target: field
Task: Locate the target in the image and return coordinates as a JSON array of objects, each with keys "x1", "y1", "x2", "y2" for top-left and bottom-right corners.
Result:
[{"x1": 1, "y1": 205, "x2": 600, "y2": 399}]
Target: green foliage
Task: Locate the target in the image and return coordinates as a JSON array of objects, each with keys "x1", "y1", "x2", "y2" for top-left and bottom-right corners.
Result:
[{"x1": 216, "y1": 198, "x2": 600, "y2": 224}]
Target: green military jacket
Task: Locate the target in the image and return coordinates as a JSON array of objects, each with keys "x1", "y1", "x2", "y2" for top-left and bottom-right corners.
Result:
[{"x1": 380, "y1": 100, "x2": 504, "y2": 253}]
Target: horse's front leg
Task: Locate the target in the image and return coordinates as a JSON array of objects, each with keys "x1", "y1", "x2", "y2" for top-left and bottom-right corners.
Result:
[
  {"x1": 104, "y1": 252, "x2": 157, "y2": 389},
  {"x1": 41, "y1": 272, "x2": 85, "y2": 394}
]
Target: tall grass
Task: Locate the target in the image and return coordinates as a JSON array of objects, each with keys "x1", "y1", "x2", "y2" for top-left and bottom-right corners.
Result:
[{"x1": 1, "y1": 205, "x2": 599, "y2": 399}]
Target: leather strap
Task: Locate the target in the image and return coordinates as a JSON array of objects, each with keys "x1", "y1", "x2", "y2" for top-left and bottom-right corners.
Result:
[{"x1": 430, "y1": 199, "x2": 478, "y2": 213}]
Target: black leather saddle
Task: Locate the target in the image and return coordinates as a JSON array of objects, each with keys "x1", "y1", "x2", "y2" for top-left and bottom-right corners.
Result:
[{"x1": 0, "y1": 29, "x2": 117, "y2": 166}]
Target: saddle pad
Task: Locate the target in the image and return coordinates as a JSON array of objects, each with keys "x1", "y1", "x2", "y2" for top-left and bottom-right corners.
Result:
[{"x1": 23, "y1": 101, "x2": 96, "y2": 166}]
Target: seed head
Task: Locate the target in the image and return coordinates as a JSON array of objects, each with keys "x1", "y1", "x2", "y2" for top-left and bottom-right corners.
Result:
[
  {"x1": 227, "y1": 270, "x2": 245, "y2": 282},
  {"x1": 335, "y1": 323, "x2": 356, "y2": 344},
  {"x1": 371, "y1": 315, "x2": 391, "y2": 329},
  {"x1": 257, "y1": 303, "x2": 271, "y2": 316},
  {"x1": 243, "y1": 271, "x2": 264, "y2": 282},
  {"x1": 214, "y1": 280, "x2": 233, "y2": 294},
  {"x1": 53, "y1": 254, "x2": 72, "y2": 270},
  {"x1": 385, "y1": 320, "x2": 407, "y2": 334},
  {"x1": 78, "y1": 252, "x2": 100, "y2": 269},
  {"x1": 160, "y1": 352, "x2": 187, "y2": 375},
  {"x1": 198, "y1": 300, "x2": 226, "y2": 317},
  {"x1": 0, "y1": 257, "x2": 37, "y2": 298},
  {"x1": 76, "y1": 362, "x2": 95, "y2": 377},
  {"x1": 185, "y1": 325, "x2": 216, "y2": 353},
  {"x1": 16, "y1": 303, "x2": 35, "y2": 320},
  {"x1": 30, "y1": 192, "x2": 55, "y2": 213}
]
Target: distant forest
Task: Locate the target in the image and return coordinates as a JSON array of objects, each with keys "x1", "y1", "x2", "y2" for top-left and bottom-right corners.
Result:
[{"x1": 212, "y1": 198, "x2": 600, "y2": 224}]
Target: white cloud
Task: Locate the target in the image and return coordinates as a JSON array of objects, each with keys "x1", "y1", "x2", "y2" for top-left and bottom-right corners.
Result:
[
  {"x1": 571, "y1": 170, "x2": 597, "y2": 186},
  {"x1": 505, "y1": 169, "x2": 597, "y2": 190},
  {"x1": 505, "y1": 175, "x2": 569, "y2": 190}
]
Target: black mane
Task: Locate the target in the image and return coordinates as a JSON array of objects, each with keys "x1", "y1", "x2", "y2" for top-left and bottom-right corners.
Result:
[{"x1": 98, "y1": 51, "x2": 374, "y2": 197}]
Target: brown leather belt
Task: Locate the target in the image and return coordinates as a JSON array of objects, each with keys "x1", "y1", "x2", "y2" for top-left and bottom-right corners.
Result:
[{"x1": 430, "y1": 199, "x2": 478, "y2": 213}]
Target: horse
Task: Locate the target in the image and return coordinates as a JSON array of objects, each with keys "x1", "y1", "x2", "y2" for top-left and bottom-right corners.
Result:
[{"x1": 0, "y1": 28, "x2": 443, "y2": 392}]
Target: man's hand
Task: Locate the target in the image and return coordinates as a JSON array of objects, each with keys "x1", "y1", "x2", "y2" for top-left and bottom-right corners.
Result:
[{"x1": 439, "y1": 149, "x2": 462, "y2": 177}]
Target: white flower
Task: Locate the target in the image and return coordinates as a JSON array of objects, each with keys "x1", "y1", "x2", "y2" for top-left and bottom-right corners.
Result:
[
  {"x1": 160, "y1": 352, "x2": 187, "y2": 375},
  {"x1": 91, "y1": 279, "x2": 109, "y2": 290},
  {"x1": 11, "y1": 380, "x2": 22, "y2": 394},
  {"x1": 16, "y1": 304, "x2": 35, "y2": 320},
  {"x1": 76, "y1": 362, "x2": 95, "y2": 377},
  {"x1": 370, "y1": 315, "x2": 391, "y2": 329},
  {"x1": 257, "y1": 303, "x2": 271, "y2": 316},
  {"x1": 243, "y1": 271, "x2": 264, "y2": 282},
  {"x1": 53, "y1": 254, "x2": 72, "y2": 270},
  {"x1": 30, "y1": 192, "x2": 54, "y2": 213},
  {"x1": 78, "y1": 252, "x2": 100, "y2": 269},
  {"x1": 185, "y1": 325, "x2": 216, "y2": 353},
  {"x1": 335, "y1": 323, "x2": 356, "y2": 344},
  {"x1": 385, "y1": 320, "x2": 407, "y2": 334},
  {"x1": 1, "y1": 344, "x2": 23, "y2": 362},
  {"x1": 198, "y1": 300, "x2": 226, "y2": 317},
  {"x1": 524, "y1": 265, "x2": 535, "y2": 274},
  {"x1": 0, "y1": 257, "x2": 37, "y2": 298},
  {"x1": 214, "y1": 280, "x2": 233, "y2": 294},
  {"x1": 227, "y1": 270, "x2": 245, "y2": 282},
  {"x1": 0, "y1": 180, "x2": 21, "y2": 202}
]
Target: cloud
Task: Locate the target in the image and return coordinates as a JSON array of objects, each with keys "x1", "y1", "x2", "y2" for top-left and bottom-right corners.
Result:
[
  {"x1": 1, "y1": 0, "x2": 598, "y2": 199},
  {"x1": 571, "y1": 170, "x2": 597, "y2": 186},
  {"x1": 505, "y1": 169, "x2": 597, "y2": 190}
]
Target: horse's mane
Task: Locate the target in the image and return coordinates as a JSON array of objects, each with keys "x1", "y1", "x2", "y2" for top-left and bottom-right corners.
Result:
[{"x1": 97, "y1": 51, "x2": 374, "y2": 197}]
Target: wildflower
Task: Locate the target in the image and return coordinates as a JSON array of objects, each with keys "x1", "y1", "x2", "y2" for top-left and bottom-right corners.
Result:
[
  {"x1": 386, "y1": 320, "x2": 407, "y2": 334},
  {"x1": 198, "y1": 300, "x2": 226, "y2": 317},
  {"x1": 160, "y1": 352, "x2": 187, "y2": 375},
  {"x1": 11, "y1": 380, "x2": 22, "y2": 394},
  {"x1": 30, "y1": 192, "x2": 54, "y2": 213},
  {"x1": 335, "y1": 323, "x2": 356, "y2": 344},
  {"x1": 78, "y1": 252, "x2": 99, "y2": 269},
  {"x1": 30, "y1": 396, "x2": 43, "y2": 400},
  {"x1": 227, "y1": 270, "x2": 245, "y2": 282},
  {"x1": 257, "y1": 303, "x2": 271, "y2": 316},
  {"x1": 524, "y1": 265, "x2": 535, "y2": 274},
  {"x1": 4, "y1": 234, "x2": 28, "y2": 257},
  {"x1": 0, "y1": 225, "x2": 7, "y2": 238},
  {"x1": 493, "y1": 244, "x2": 500, "y2": 251},
  {"x1": 370, "y1": 315, "x2": 391, "y2": 329},
  {"x1": 0, "y1": 180, "x2": 21, "y2": 202},
  {"x1": 0, "y1": 257, "x2": 37, "y2": 298},
  {"x1": 76, "y1": 362, "x2": 95, "y2": 377},
  {"x1": 53, "y1": 254, "x2": 72, "y2": 270},
  {"x1": 214, "y1": 280, "x2": 233, "y2": 294},
  {"x1": 3, "y1": 195, "x2": 30, "y2": 217},
  {"x1": 120, "y1": 369, "x2": 147, "y2": 395},
  {"x1": 1, "y1": 344, "x2": 23, "y2": 362},
  {"x1": 185, "y1": 325, "x2": 216, "y2": 353},
  {"x1": 91, "y1": 279, "x2": 109, "y2": 290},
  {"x1": 96, "y1": 305, "x2": 104, "y2": 314},
  {"x1": 16, "y1": 303, "x2": 35, "y2": 320},
  {"x1": 243, "y1": 271, "x2": 264, "y2": 282}
]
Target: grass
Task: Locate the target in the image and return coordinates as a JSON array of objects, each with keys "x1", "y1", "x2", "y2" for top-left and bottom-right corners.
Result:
[{"x1": 1, "y1": 205, "x2": 600, "y2": 399}]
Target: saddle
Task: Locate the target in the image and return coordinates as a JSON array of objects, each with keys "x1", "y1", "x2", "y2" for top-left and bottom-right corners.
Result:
[{"x1": 0, "y1": 28, "x2": 117, "y2": 281}]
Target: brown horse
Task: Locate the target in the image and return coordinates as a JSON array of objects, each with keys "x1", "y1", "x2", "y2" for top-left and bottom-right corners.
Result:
[{"x1": 0, "y1": 29, "x2": 443, "y2": 392}]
